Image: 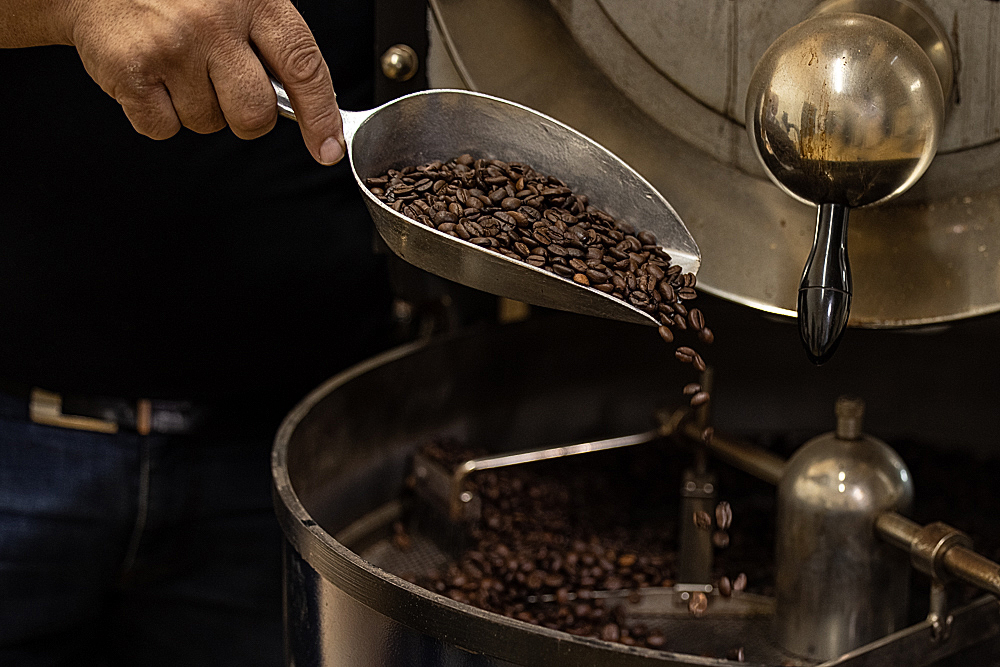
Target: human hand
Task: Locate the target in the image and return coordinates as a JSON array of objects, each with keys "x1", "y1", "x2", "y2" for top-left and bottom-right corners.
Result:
[{"x1": 68, "y1": 0, "x2": 345, "y2": 164}]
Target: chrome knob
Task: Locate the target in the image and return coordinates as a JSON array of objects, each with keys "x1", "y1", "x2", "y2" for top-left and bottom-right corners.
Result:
[
  {"x1": 746, "y1": 1, "x2": 947, "y2": 363},
  {"x1": 380, "y1": 44, "x2": 419, "y2": 82}
]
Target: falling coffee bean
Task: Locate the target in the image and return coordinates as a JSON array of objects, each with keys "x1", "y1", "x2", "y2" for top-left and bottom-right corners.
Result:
[
  {"x1": 693, "y1": 510, "x2": 712, "y2": 530},
  {"x1": 689, "y1": 391, "x2": 710, "y2": 407},
  {"x1": 688, "y1": 591, "x2": 709, "y2": 618},
  {"x1": 675, "y1": 347, "x2": 696, "y2": 364},
  {"x1": 715, "y1": 501, "x2": 733, "y2": 531},
  {"x1": 717, "y1": 576, "x2": 732, "y2": 597},
  {"x1": 733, "y1": 573, "x2": 747, "y2": 592},
  {"x1": 712, "y1": 530, "x2": 730, "y2": 548}
]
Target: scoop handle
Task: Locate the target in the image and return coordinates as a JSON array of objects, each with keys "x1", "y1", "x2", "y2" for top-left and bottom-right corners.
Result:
[
  {"x1": 269, "y1": 77, "x2": 371, "y2": 143},
  {"x1": 798, "y1": 203, "x2": 852, "y2": 365}
]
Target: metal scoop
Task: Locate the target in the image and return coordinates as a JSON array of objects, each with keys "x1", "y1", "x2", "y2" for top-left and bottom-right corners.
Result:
[{"x1": 272, "y1": 81, "x2": 700, "y2": 327}]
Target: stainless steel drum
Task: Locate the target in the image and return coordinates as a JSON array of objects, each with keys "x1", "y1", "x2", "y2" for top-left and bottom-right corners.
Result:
[{"x1": 272, "y1": 305, "x2": 1000, "y2": 667}]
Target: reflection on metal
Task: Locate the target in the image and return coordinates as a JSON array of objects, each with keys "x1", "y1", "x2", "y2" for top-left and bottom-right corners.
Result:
[{"x1": 428, "y1": 0, "x2": 1000, "y2": 327}]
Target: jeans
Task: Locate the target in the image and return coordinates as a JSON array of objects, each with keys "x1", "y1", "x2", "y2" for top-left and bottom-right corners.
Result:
[{"x1": 0, "y1": 393, "x2": 284, "y2": 667}]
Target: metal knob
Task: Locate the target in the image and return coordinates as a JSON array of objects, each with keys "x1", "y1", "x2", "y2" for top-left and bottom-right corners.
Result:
[
  {"x1": 380, "y1": 44, "x2": 419, "y2": 82},
  {"x1": 746, "y1": 0, "x2": 948, "y2": 364}
]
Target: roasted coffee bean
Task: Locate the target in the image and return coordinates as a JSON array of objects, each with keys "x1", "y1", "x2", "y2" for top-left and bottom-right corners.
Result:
[
  {"x1": 715, "y1": 501, "x2": 733, "y2": 531},
  {"x1": 727, "y1": 647, "x2": 745, "y2": 662},
  {"x1": 572, "y1": 273, "x2": 590, "y2": 286},
  {"x1": 701, "y1": 427, "x2": 714, "y2": 444},
  {"x1": 585, "y1": 269, "x2": 608, "y2": 285},
  {"x1": 601, "y1": 623, "x2": 621, "y2": 642},
  {"x1": 712, "y1": 530, "x2": 730, "y2": 549},
  {"x1": 637, "y1": 230, "x2": 657, "y2": 246},
  {"x1": 689, "y1": 391, "x2": 710, "y2": 407},
  {"x1": 688, "y1": 591, "x2": 708, "y2": 618},
  {"x1": 553, "y1": 265, "x2": 574, "y2": 277},
  {"x1": 691, "y1": 352, "x2": 707, "y2": 373},
  {"x1": 675, "y1": 347, "x2": 696, "y2": 363},
  {"x1": 525, "y1": 255, "x2": 546, "y2": 268},
  {"x1": 733, "y1": 573, "x2": 747, "y2": 592},
  {"x1": 678, "y1": 286, "x2": 698, "y2": 300},
  {"x1": 693, "y1": 510, "x2": 712, "y2": 530},
  {"x1": 658, "y1": 326, "x2": 674, "y2": 344},
  {"x1": 688, "y1": 308, "x2": 705, "y2": 331},
  {"x1": 698, "y1": 327, "x2": 715, "y2": 345},
  {"x1": 683, "y1": 383, "x2": 701, "y2": 396},
  {"x1": 717, "y1": 576, "x2": 733, "y2": 597},
  {"x1": 433, "y1": 211, "x2": 457, "y2": 225}
]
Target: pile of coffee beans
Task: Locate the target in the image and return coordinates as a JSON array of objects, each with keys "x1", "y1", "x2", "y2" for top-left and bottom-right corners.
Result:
[
  {"x1": 404, "y1": 440, "x2": 748, "y2": 659},
  {"x1": 365, "y1": 155, "x2": 712, "y2": 409}
]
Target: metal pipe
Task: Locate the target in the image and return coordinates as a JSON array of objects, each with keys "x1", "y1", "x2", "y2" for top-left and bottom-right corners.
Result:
[
  {"x1": 679, "y1": 421, "x2": 785, "y2": 485},
  {"x1": 676, "y1": 422, "x2": 1000, "y2": 599}
]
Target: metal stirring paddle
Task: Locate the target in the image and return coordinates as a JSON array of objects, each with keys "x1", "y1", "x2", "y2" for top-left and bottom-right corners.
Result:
[{"x1": 272, "y1": 80, "x2": 700, "y2": 327}]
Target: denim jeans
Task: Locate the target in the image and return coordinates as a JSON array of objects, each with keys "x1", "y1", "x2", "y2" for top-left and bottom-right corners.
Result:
[{"x1": 0, "y1": 393, "x2": 284, "y2": 666}]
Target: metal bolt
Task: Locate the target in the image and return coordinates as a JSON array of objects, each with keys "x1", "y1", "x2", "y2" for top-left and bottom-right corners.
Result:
[
  {"x1": 380, "y1": 44, "x2": 419, "y2": 82},
  {"x1": 835, "y1": 395, "x2": 865, "y2": 440}
]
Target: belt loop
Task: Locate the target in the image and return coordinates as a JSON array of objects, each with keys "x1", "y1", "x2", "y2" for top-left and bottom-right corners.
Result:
[{"x1": 136, "y1": 399, "x2": 152, "y2": 436}]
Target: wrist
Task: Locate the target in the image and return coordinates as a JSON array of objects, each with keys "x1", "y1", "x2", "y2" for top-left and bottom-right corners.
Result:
[{"x1": 0, "y1": 0, "x2": 79, "y2": 47}]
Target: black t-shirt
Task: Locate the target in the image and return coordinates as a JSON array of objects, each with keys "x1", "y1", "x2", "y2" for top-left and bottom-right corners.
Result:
[{"x1": 0, "y1": 1, "x2": 393, "y2": 407}]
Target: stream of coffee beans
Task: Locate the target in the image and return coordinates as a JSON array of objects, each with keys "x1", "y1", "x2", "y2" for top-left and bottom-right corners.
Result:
[{"x1": 365, "y1": 155, "x2": 713, "y2": 410}]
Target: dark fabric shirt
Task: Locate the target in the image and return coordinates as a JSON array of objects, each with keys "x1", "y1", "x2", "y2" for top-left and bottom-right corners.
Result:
[{"x1": 0, "y1": 0, "x2": 393, "y2": 407}]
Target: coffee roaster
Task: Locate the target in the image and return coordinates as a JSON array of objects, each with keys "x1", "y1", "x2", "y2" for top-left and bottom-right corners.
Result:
[
  {"x1": 273, "y1": 2, "x2": 1000, "y2": 665},
  {"x1": 273, "y1": 302, "x2": 1000, "y2": 666}
]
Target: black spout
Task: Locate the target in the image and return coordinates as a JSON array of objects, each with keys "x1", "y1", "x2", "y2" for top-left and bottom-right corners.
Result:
[{"x1": 798, "y1": 203, "x2": 851, "y2": 365}]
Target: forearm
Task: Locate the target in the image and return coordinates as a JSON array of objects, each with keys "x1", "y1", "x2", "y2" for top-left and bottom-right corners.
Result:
[{"x1": 0, "y1": 0, "x2": 76, "y2": 47}]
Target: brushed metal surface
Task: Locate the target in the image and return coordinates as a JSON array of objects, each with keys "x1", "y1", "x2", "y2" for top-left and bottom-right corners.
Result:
[
  {"x1": 775, "y1": 398, "x2": 914, "y2": 659},
  {"x1": 428, "y1": 0, "x2": 1000, "y2": 327}
]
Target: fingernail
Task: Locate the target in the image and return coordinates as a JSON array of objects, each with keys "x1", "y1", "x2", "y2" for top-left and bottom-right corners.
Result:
[{"x1": 319, "y1": 137, "x2": 345, "y2": 165}]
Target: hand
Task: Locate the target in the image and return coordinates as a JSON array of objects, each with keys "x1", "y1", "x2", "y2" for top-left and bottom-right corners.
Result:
[{"x1": 68, "y1": 0, "x2": 345, "y2": 164}]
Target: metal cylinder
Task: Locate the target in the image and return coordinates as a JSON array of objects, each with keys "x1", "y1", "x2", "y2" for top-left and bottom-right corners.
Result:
[{"x1": 775, "y1": 397, "x2": 914, "y2": 660}]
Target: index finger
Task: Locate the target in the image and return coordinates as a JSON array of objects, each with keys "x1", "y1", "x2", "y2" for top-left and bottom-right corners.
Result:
[{"x1": 250, "y1": 0, "x2": 344, "y2": 165}]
